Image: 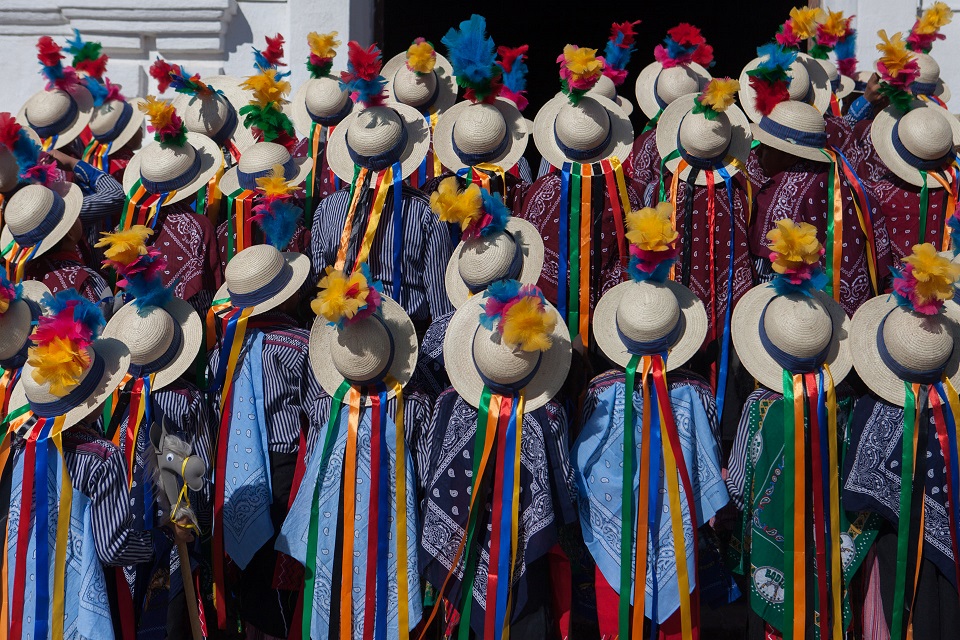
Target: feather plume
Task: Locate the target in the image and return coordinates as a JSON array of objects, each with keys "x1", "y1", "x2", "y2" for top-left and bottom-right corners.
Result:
[
  {"x1": 0, "y1": 112, "x2": 52, "y2": 187},
  {"x1": 876, "y1": 30, "x2": 919, "y2": 111},
  {"x1": 167, "y1": 64, "x2": 215, "y2": 97},
  {"x1": 312, "y1": 264, "x2": 383, "y2": 329},
  {"x1": 139, "y1": 96, "x2": 188, "y2": 146},
  {"x1": 908, "y1": 1, "x2": 953, "y2": 53},
  {"x1": 834, "y1": 28, "x2": 858, "y2": 77},
  {"x1": 497, "y1": 45, "x2": 529, "y2": 111},
  {"x1": 241, "y1": 69, "x2": 291, "y2": 106},
  {"x1": 692, "y1": 77, "x2": 740, "y2": 119},
  {"x1": 776, "y1": 6, "x2": 823, "y2": 48},
  {"x1": 442, "y1": 14, "x2": 502, "y2": 104},
  {"x1": 96, "y1": 226, "x2": 153, "y2": 270},
  {"x1": 430, "y1": 177, "x2": 483, "y2": 228},
  {"x1": 654, "y1": 23, "x2": 714, "y2": 69},
  {"x1": 892, "y1": 243, "x2": 960, "y2": 314},
  {"x1": 307, "y1": 31, "x2": 340, "y2": 78},
  {"x1": 149, "y1": 58, "x2": 176, "y2": 94},
  {"x1": 949, "y1": 215, "x2": 960, "y2": 258},
  {"x1": 96, "y1": 226, "x2": 173, "y2": 309},
  {"x1": 480, "y1": 281, "x2": 555, "y2": 352},
  {"x1": 240, "y1": 67, "x2": 296, "y2": 147},
  {"x1": 0, "y1": 113, "x2": 21, "y2": 152},
  {"x1": 36, "y1": 36, "x2": 80, "y2": 93},
  {"x1": 66, "y1": 29, "x2": 108, "y2": 80},
  {"x1": 28, "y1": 337, "x2": 91, "y2": 396},
  {"x1": 406, "y1": 37, "x2": 437, "y2": 75},
  {"x1": 811, "y1": 10, "x2": 853, "y2": 58},
  {"x1": 603, "y1": 20, "x2": 641, "y2": 86},
  {"x1": 0, "y1": 272, "x2": 22, "y2": 316},
  {"x1": 339, "y1": 41, "x2": 387, "y2": 108},
  {"x1": 28, "y1": 290, "x2": 105, "y2": 396},
  {"x1": 85, "y1": 77, "x2": 125, "y2": 108},
  {"x1": 254, "y1": 34, "x2": 287, "y2": 71},
  {"x1": 558, "y1": 45, "x2": 604, "y2": 105},
  {"x1": 626, "y1": 202, "x2": 679, "y2": 282},
  {"x1": 250, "y1": 164, "x2": 302, "y2": 249},
  {"x1": 747, "y1": 42, "x2": 798, "y2": 116},
  {"x1": 766, "y1": 219, "x2": 827, "y2": 296},
  {"x1": 123, "y1": 267, "x2": 174, "y2": 312}
]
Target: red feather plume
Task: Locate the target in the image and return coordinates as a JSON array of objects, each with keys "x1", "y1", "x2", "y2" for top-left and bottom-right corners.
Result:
[
  {"x1": 149, "y1": 58, "x2": 176, "y2": 94},
  {"x1": 263, "y1": 34, "x2": 286, "y2": 68},
  {"x1": 750, "y1": 76, "x2": 790, "y2": 116},
  {"x1": 36, "y1": 36, "x2": 64, "y2": 68},
  {"x1": 0, "y1": 113, "x2": 21, "y2": 151}
]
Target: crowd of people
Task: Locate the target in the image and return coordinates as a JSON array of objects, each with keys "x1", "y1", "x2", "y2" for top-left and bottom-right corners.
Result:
[{"x1": 1, "y1": 3, "x2": 960, "y2": 640}]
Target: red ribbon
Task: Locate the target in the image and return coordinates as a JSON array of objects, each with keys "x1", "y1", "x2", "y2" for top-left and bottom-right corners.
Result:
[
  {"x1": 484, "y1": 396, "x2": 514, "y2": 633},
  {"x1": 806, "y1": 373, "x2": 831, "y2": 635}
]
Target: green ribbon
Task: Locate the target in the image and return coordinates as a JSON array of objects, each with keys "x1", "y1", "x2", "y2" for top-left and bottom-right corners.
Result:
[
  {"x1": 919, "y1": 172, "x2": 930, "y2": 246},
  {"x1": 224, "y1": 188, "x2": 247, "y2": 261},
  {"x1": 567, "y1": 164, "x2": 582, "y2": 339},
  {"x1": 302, "y1": 379, "x2": 351, "y2": 639},
  {"x1": 196, "y1": 184, "x2": 208, "y2": 219},
  {"x1": 640, "y1": 108, "x2": 663, "y2": 134},
  {"x1": 304, "y1": 122, "x2": 319, "y2": 225},
  {"x1": 1, "y1": 238, "x2": 16, "y2": 260},
  {"x1": 782, "y1": 369, "x2": 798, "y2": 640},
  {"x1": 658, "y1": 149, "x2": 681, "y2": 204},
  {"x1": 1, "y1": 403, "x2": 31, "y2": 430},
  {"x1": 891, "y1": 382, "x2": 918, "y2": 640},
  {"x1": 823, "y1": 159, "x2": 837, "y2": 298},
  {"x1": 618, "y1": 355, "x2": 641, "y2": 638}
]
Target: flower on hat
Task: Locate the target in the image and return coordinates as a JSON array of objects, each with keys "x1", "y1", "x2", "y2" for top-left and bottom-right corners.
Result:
[
  {"x1": 28, "y1": 290, "x2": 105, "y2": 396},
  {"x1": 481, "y1": 280, "x2": 556, "y2": 352},
  {"x1": 692, "y1": 77, "x2": 740, "y2": 120},
  {"x1": 312, "y1": 264, "x2": 383, "y2": 329},
  {"x1": 442, "y1": 14, "x2": 502, "y2": 104},
  {"x1": 654, "y1": 23, "x2": 714, "y2": 70},
  {"x1": 602, "y1": 20, "x2": 641, "y2": 87},
  {"x1": 36, "y1": 36, "x2": 80, "y2": 93},
  {"x1": 497, "y1": 45, "x2": 529, "y2": 111},
  {"x1": 908, "y1": 1, "x2": 953, "y2": 53},
  {"x1": 767, "y1": 219, "x2": 827, "y2": 296},
  {"x1": 892, "y1": 243, "x2": 960, "y2": 315},
  {"x1": 65, "y1": 29, "x2": 108, "y2": 80},
  {"x1": 250, "y1": 164, "x2": 303, "y2": 250},
  {"x1": 139, "y1": 96, "x2": 188, "y2": 146},
  {"x1": 430, "y1": 177, "x2": 510, "y2": 240},
  {"x1": 255, "y1": 34, "x2": 287, "y2": 71},
  {"x1": 339, "y1": 41, "x2": 388, "y2": 108},
  {"x1": 876, "y1": 30, "x2": 920, "y2": 112},
  {"x1": 307, "y1": 31, "x2": 340, "y2": 78},
  {"x1": 558, "y1": 44, "x2": 604, "y2": 105},
  {"x1": 0, "y1": 272, "x2": 22, "y2": 316},
  {"x1": 406, "y1": 38, "x2": 437, "y2": 75},
  {"x1": 747, "y1": 42, "x2": 798, "y2": 116},
  {"x1": 626, "y1": 202, "x2": 680, "y2": 283}
]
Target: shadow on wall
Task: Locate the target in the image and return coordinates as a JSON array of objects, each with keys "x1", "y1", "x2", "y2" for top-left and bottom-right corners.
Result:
[{"x1": 224, "y1": 5, "x2": 254, "y2": 58}]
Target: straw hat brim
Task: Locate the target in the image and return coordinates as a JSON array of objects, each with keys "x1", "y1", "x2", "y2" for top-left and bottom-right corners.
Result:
[
  {"x1": 444, "y1": 218, "x2": 545, "y2": 309},
  {"x1": 218, "y1": 154, "x2": 312, "y2": 196},
  {"x1": 382, "y1": 51, "x2": 458, "y2": 113},
  {"x1": 836, "y1": 75, "x2": 856, "y2": 100},
  {"x1": 171, "y1": 79, "x2": 258, "y2": 153},
  {"x1": 102, "y1": 297, "x2": 203, "y2": 391},
  {"x1": 592, "y1": 280, "x2": 708, "y2": 371},
  {"x1": 20, "y1": 280, "x2": 51, "y2": 306},
  {"x1": 535, "y1": 94, "x2": 633, "y2": 170},
  {"x1": 871, "y1": 101, "x2": 960, "y2": 187},
  {"x1": 18, "y1": 86, "x2": 94, "y2": 150},
  {"x1": 614, "y1": 96, "x2": 634, "y2": 117},
  {"x1": 0, "y1": 182, "x2": 83, "y2": 259},
  {"x1": 739, "y1": 53, "x2": 832, "y2": 123},
  {"x1": 93, "y1": 97, "x2": 145, "y2": 151},
  {"x1": 309, "y1": 295, "x2": 418, "y2": 399},
  {"x1": 123, "y1": 132, "x2": 225, "y2": 205},
  {"x1": 731, "y1": 284, "x2": 852, "y2": 393},
  {"x1": 656, "y1": 94, "x2": 753, "y2": 185},
  {"x1": 433, "y1": 98, "x2": 529, "y2": 173},
  {"x1": 10, "y1": 337, "x2": 131, "y2": 430},
  {"x1": 213, "y1": 252, "x2": 310, "y2": 318},
  {"x1": 326, "y1": 101, "x2": 431, "y2": 182},
  {"x1": 635, "y1": 61, "x2": 711, "y2": 121},
  {"x1": 289, "y1": 79, "x2": 354, "y2": 138},
  {"x1": 443, "y1": 295, "x2": 571, "y2": 411},
  {"x1": 850, "y1": 295, "x2": 960, "y2": 406},
  {"x1": 750, "y1": 122, "x2": 830, "y2": 164}
]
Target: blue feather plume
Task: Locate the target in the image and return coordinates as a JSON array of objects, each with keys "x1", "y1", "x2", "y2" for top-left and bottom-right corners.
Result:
[
  {"x1": 126, "y1": 274, "x2": 175, "y2": 313},
  {"x1": 12, "y1": 130, "x2": 43, "y2": 179},
  {"x1": 255, "y1": 200, "x2": 302, "y2": 250},
  {"x1": 833, "y1": 33, "x2": 857, "y2": 61},
  {"x1": 479, "y1": 190, "x2": 510, "y2": 237},
  {"x1": 442, "y1": 14, "x2": 497, "y2": 85},
  {"x1": 500, "y1": 54, "x2": 527, "y2": 95},
  {"x1": 604, "y1": 33, "x2": 635, "y2": 71},
  {"x1": 44, "y1": 289, "x2": 106, "y2": 337},
  {"x1": 757, "y1": 42, "x2": 798, "y2": 75}
]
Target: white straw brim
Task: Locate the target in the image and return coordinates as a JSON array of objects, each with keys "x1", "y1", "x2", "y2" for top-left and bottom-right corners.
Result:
[
  {"x1": 123, "y1": 132, "x2": 225, "y2": 205},
  {"x1": 0, "y1": 182, "x2": 83, "y2": 260},
  {"x1": 635, "y1": 61, "x2": 711, "y2": 120},
  {"x1": 836, "y1": 75, "x2": 856, "y2": 100},
  {"x1": 289, "y1": 78, "x2": 354, "y2": 138},
  {"x1": 433, "y1": 98, "x2": 529, "y2": 173},
  {"x1": 444, "y1": 218, "x2": 545, "y2": 309},
  {"x1": 656, "y1": 94, "x2": 753, "y2": 185},
  {"x1": 534, "y1": 94, "x2": 633, "y2": 170},
  {"x1": 731, "y1": 284, "x2": 852, "y2": 393},
  {"x1": 102, "y1": 297, "x2": 203, "y2": 391},
  {"x1": 18, "y1": 86, "x2": 94, "y2": 150},
  {"x1": 382, "y1": 51, "x2": 458, "y2": 113},
  {"x1": 309, "y1": 295, "x2": 419, "y2": 399},
  {"x1": 218, "y1": 154, "x2": 312, "y2": 196},
  {"x1": 326, "y1": 101, "x2": 431, "y2": 182},
  {"x1": 592, "y1": 280, "x2": 708, "y2": 370},
  {"x1": 20, "y1": 280, "x2": 51, "y2": 306},
  {"x1": 93, "y1": 97, "x2": 145, "y2": 151},
  {"x1": 172, "y1": 76, "x2": 258, "y2": 153},
  {"x1": 738, "y1": 53, "x2": 832, "y2": 123},
  {"x1": 214, "y1": 252, "x2": 310, "y2": 318},
  {"x1": 871, "y1": 101, "x2": 960, "y2": 187},
  {"x1": 443, "y1": 294, "x2": 571, "y2": 411}
]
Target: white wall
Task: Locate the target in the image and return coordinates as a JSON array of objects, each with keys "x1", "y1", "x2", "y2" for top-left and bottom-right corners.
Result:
[{"x1": 0, "y1": 0, "x2": 374, "y2": 113}]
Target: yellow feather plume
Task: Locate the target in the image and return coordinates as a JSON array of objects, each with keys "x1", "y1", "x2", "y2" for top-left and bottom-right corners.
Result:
[
  {"x1": 790, "y1": 6, "x2": 824, "y2": 40},
  {"x1": 256, "y1": 164, "x2": 296, "y2": 197},
  {"x1": 820, "y1": 10, "x2": 849, "y2": 38},
  {"x1": 308, "y1": 31, "x2": 340, "y2": 60},
  {"x1": 95, "y1": 226, "x2": 153, "y2": 266},
  {"x1": 562, "y1": 45, "x2": 604, "y2": 84},
  {"x1": 430, "y1": 177, "x2": 483, "y2": 230},
  {"x1": 28, "y1": 336, "x2": 91, "y2": 396},
  {"x1": 766, "y1": 219, "x2": 821, "y2": 274},
  {"x1": 625, "y1": 202, "x2": 678, "y2": 252},
  {"x1": 138, "y1": 96, "x2": 176, "y2": 131},
  {"x1": 311, "y1": 267, "x2": 371, "y2": 324},
  {"x1": 903, "y1": 243, "x2": 960, "y2": 305},
  {"x1": 699, "y1": 78, "x2": 740, "y2": 113},
  {"x1": 917, "y1": 2, "x2": 953, "y2": 34},
  {"x1": 0, "y1": 298, "x2": 9, "y2": 315},
  {"x1": 501, "y1": 296, "x2": 556, "y2": 352},
  {"x1": 241, "y1": 69, "x2": 292, "y2": 107},
  {"x1": 406, "y1": 39, "x2": 436, "y2": 74},
  {"x1": 876, "y1": 30, "x2": 915, "y2": 77}
]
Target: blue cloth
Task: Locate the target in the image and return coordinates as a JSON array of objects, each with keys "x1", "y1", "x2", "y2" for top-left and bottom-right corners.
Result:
[
  {"x1": 276, "y1": 402, "x2": 422, "y2": 639},
  {"x1": 222, "y1": 332, "x2": 275, "y2": 569},
  {"x1": 845, "y1": 96, "x2": 876, "y2": 125},
  {"x1": 572, "y1": 379, "x2": 729, "y2": 623},
  {"x1": 6, "y1": 443, "x2": 114, "y2": 640}
]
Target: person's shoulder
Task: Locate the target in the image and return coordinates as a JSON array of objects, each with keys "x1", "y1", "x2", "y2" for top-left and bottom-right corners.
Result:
[{"x1": 63, "y1": 426, "x2": 120, "y2": 461}]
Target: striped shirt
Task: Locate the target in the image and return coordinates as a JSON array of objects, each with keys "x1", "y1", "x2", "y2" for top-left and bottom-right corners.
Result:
[
  {"x1": 72, "y1": 159, "x2": 127, "y2": 258},
  {"x1": 310, "y1": 185, "x2": 454, "y2": 326}
]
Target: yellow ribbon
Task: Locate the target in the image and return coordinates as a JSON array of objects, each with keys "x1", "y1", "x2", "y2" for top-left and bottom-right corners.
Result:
[
  {"x1": 393, "y1": 379, "x2": 410, "y2": 640},
  {"x1": 825, "y1": 365, "x2": 842, "y2": 640},
  {"x1": 429, "y1": 109, "x2": 441, "y2": 179},
  {"x1": 217, "y1": 308, "x2": 253, "y2": 414},
  {"x1": 335, "y1": 168, "x2": 370, "y2": 271},
  {"x1": 339, "y1": 396, "x2": 361, "y2": 640},
  {"x1": 354, "y1": 166, "x2": 394, "y2": 269},
  {"x1": 51, "y1": 420, "x2": 71, "y2": 640}
]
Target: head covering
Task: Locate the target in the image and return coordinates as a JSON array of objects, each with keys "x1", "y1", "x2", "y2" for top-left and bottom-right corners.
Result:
[
  {"x1": 431, "y1": 176, "x2": 544, "y2": 308},
  {"x1": 0, "y1": 183, "x2": 83, "y2": 266},
  {"x1": 0, "y1": 114, "x2": 49, "y2": 193},
  {"x1": 18, "y1": 36, "x2": 93, "y2": 149},
  {"x1": 534, "y1": 44, "x2": 634, "y2": 169},
  {"x1": 11, "y1": 289, "x2": 130, "y2": 429},
  {"x1": 635, "y1": 23, "x2": 714, "y2": 121},
  {"x1": 218, "y1": 141, "x2": 310, "y2": 195},
  {"x1": 431, "y1": 15, "x2": 529, "y2": 173},
  {"x1": 0, "y1": 274, "x2": 49, "y2": 369},
  {"x1": 214, "y1": 242, "x2": 309, "y2": 318},
  {"x1": 732, "y1": 219, "x2": 852, "y2": 392},
  {"x1": 325, "y1": 41, "x2": 431, "y2": 181},
  {"x1": 289, "y1": 31, "x2": 353, "y2": 137},
  {"x1": 809, "y1": 10, "x2": 857, "y2": 100},
  {"x1": 382, "y1": 37, "x2": 458, "y2": 113},
  {"x1": 587, "y1": 20, "x2": 641, "y2": 116}
]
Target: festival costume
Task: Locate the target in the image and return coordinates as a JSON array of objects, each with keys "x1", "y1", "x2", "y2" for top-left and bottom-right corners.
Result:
[{"x1": 1, "y1": 183, "x2": 84, "y2": 284}]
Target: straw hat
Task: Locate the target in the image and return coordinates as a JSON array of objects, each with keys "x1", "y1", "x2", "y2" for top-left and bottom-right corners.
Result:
[
  {"x1": 912, "y1": 53, "x2": 951, "y2": 103},
  {"x1": 656, "y1": 93, "x2": 753, "y2": 185},
  {"x1": 214, "y1": 244, "x2": 310, "y2": 317},
  {"x1": 853, "y1": 70, "x2": 872, "y2": 94},
  {"x1": 326, "y1": 102, "x2": 431, "y2": 182},
  {"x1": 731, "y1": 284, "x2": 853, "y2": 393},
  {"x1": 10, "y1": 336, "x2": 129, "y2": 429},
  {"x1": 635, "y1": 61, "x2": 712, "y2": 120},
  {"x1": 443, "y1": 294, "x2": 571, "y2": 411},
  {"x1": 18, "y1": 86, "x2": 94, "y2": 149},
  {"x1": 122, "y1": 131, "x2": 224, "y2": 205},
  {"x1": 751, "y1": 100, "x2": 830, "y2": 164},
  {"x1": 738, "y1": 52, "x2": 831, "y2": 123},
  {"x1": 816, "y1": 58, "x2": 855, "y2": 100},
  {"x1": 88, "y1": 97, "x2": 145, "y2": 150},
  {"x1": 102, "y1": 297, "x2": 203, "y2": 391},
  {"x1": 0, "y1": 281, "x2": 50, "y2": 363},
  {"x1": 850, "y1": 296, "x2": 960, "y2": 406},
  {"x1": 588, "y1": 74, "x2": 633, "y2": 116},
  {"x1": 171, "y1": 80, "x2": 257, "y2": 153},
  {"x1": 289, "y1": 76, "x2": 353, "y2": 138},
  {"x1": 444, "y1": 218, "x2": 544, "y2": 309},
  {"x1": 382, "y1": 49, "x2": 458, "y2": 113},
  {"x1": 0, "y1": 183, "x2": 82, "y2": 258},
  {"x1": 592, "y1": 279, "x2": 708, "y2": 371},
  {"x1": 0, "y1": 127, "x2": 41, "y2": 193},
  {"x1": 872, "y1": 100, "x2": 960, "y2": 187},
  {"x1": 433, "y1": 98, "x2": 529, "y2": 173},
  {"x1": 218, "y1": 141, "x2": 311, "y2": 195},
  {"x1": 534, "y1": 94, "x2": 633, "y2": 170},
  {"x1": 309, "y1": 295, "x2": 418, "y2": 399}
]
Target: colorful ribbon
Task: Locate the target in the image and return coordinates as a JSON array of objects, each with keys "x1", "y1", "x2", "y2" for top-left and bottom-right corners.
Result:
[
  {"x1": 225, "y1": 188, "x2": 255, "y2": 259},
  {"x1": 305, "y1": 122, "x2": 326, "y2": 222},
  {"x1": 818, "y1": 150, "x2": 844, "y2": 300},
  {"x1": 120, "y1": 179, "x2": 177, "y2": 230},
  {"x1": 81, "y1": 139, "x2": 112, "y2": 172}
]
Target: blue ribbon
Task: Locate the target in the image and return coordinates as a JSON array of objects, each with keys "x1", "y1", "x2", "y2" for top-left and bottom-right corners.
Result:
[
  {"x1": 33, "y1": 418, "x2": 56, "y2": 640},
  {"x1": 757, "y1": 116, "x2": 827, "y2": 148},
  {"x1": 557, "y1": 163, "x2": 571, "y2": 323},
  {"x1": 14, "y1": 191, "x2": 66, "y2": 247},
  {"x1": 142, "y1": 151, "x2": 202, "y2": 194},
  {"x1": 451, "y1": 125, "x2": 509, "y2": 166},
  {"x1": 238, "y1": 155, "x2": 298, "y2": 191},
  {"x1": 142, "y1": 375, "x2": 155, "y2": 530},
  {"x1": 374, "y1": 384, "x2": 389, "y2": 640},
  {"x1": 911, "y1": 80, "x2": 938, "y2": 96},
  {"x1": 227, "y1": 261, "x2": 293, "y2": 308},
  {"x1": 32, "y1": 98, "x2": 79, "y2": 139},
  {"x1": 892, "y1": 118, "x2": 953, "y2": 171},
  {"x1": 617, "y1": 316, "x2": 685, "y2": 356},
  {"x1": 648, "y1": 376, "x2": 663, "y2": 634},
  {"x1": 210, "y1": 103, "x2": 239, "y2": 148},
  {"x1": 494, "y1": 392, "x2": 519, "y2": 639},
  {"x1": 391, "y1": 160, "x2": 403, "y2": 306},
  {"x1": 209, "y1": 310, "x2": 242, "y2": 394},
  {"x1": 715, "y1": 165, "x2": 737, "y2": 420},
  {"x1": 94, "y1": 101, "x2": 134, "y2": 143}
]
